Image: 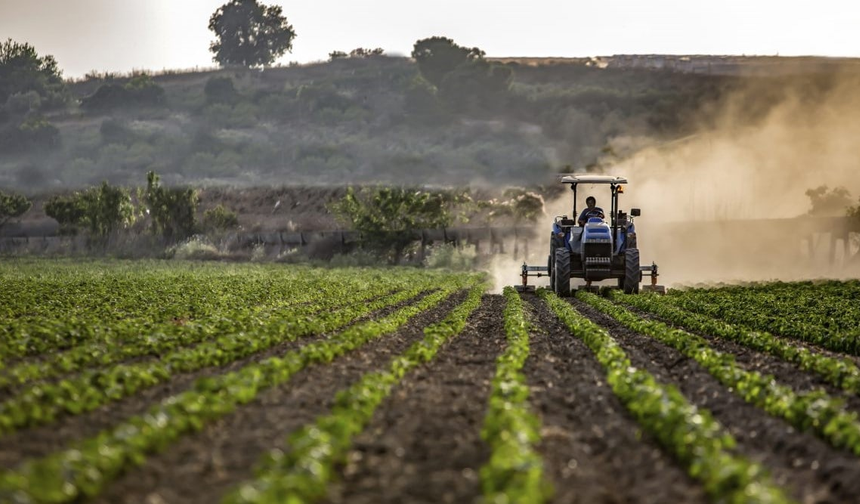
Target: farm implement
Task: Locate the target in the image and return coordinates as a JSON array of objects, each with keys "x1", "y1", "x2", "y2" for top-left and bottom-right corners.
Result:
[{"x1": 517, "y1": 174, "x2": 665, "y2": 296}]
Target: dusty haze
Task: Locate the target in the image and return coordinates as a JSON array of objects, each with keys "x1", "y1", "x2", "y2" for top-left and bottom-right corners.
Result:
[{"x1": 498, "y1": 70, "x2": 860, "y2": 290}]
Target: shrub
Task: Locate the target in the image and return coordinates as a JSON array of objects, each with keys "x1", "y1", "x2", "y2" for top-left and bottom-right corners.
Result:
[
  {"x1": 0, "y1": 190, "x2": 32, "y2": 228},
  {"x1": 143, "y1": 171, "x2": 198, "y2": 241},
  {"x1": 203, "y1": 204, "x2": 239, "y2": 230},
  {"x1": 81, "y1": 75, "x2": 165, "y2": 111},
  {"x1": 424, "y1": 243, "x2": 476, "y2": 270},
  {"x1": 44, "y1": 182, "x2": 135, "y2": 237},
  {"x1": 4, "y1": 91, "x2": 41, "y2": 114},
  {"x1": 329, "y1": 186, "x2": 457, "y2": 262},
  {"x1": 204, "y1": 76, "x2": 238, "y2": 104},
  {"x1": 0, "y1": 117, "x2": 60, "y2": 153},
  {"x1": 167, "y1": 235, "x2": 220, "y2": 260},
  {"x1": 99, "y1": 118, "x2": 133, "y2": 144}
]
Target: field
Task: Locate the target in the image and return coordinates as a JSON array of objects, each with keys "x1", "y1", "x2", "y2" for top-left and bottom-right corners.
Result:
[{"x1": 2, "y1": 261, "x2": 860, "y2": 503}]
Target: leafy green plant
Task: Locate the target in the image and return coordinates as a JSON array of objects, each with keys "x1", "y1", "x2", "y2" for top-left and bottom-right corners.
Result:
[
  {"x1": 541, "y1": 290, "x2": 790, "y2": 503},
  {"x1": 579, "y1": 291, "x2": 860, "y2": 456},
  {"x1": 0, "y1": 190, "x2": 31, "y2": 229},
  {"x1": 203, "y1": 204, "x2": 239, "y2": 231},
  {"x1": 479, "y1": 287, "x2": 551, "y2": 503},
  {"x1": 0, "y1": 273, "x2": 481, "y2": 503},
  {"x1": 143, "y1": 170, "x2": 198, "y2": 241},
  {"x1": 222, "y1": 283, "x2": 486, "y2": 504},
  {"x1": 330, "y1": 186, "x2": 466, "y2": 262},
  {"x1": 665, "y1": 282, "x2": 860, "y2": 355},
  {"x1": 613, "y1": 290, "x2": 860, "y2": 394},
  {"x1": 0, "y1": 285, "x2": 429, "y2": 435},
  {"x1": 43, "y1": 182, "x2": 134, "y2": 237}
]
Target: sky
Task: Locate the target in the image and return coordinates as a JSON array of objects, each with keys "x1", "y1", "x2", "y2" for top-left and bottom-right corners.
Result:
[{"x1": 1, "y1": 0, "x2": 858, "y2": 79}]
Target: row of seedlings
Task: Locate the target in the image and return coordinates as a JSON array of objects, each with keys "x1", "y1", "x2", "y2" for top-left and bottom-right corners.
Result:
[
  {"x1": 540, "y1": 290, "x2": 791, "y2": 503},
  {"x1": 221, "y1": 283, "x2": 486, "y2": 503},
  {"x1": 579, "y1": 291, "x2": 860, "y2": 455},
  {"x1": 0, "y1": 277, "x2": 481, "y2": 503},
  {"x1": 612, "y1": 291, "x2": 860, "y2": 394},
  {"x1": 478, "y1": 287, "x2": 550, "y2": 503}
]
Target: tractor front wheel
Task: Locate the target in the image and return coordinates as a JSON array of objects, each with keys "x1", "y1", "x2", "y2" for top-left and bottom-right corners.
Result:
[
  {"x1": 623, "y1": 248, "x2": 640, "y2": 294},
  {"x1": 554, "y1": 248, "x2": 571, "y2": 297}
]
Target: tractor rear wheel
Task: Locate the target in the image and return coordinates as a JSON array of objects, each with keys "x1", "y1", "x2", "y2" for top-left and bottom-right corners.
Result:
[
  {"x1": 624, "y1": 248, "x2": 640, "y2": 294},
  {"x1": 554, "y1": 248, "x2": 571, "y2": 297}
]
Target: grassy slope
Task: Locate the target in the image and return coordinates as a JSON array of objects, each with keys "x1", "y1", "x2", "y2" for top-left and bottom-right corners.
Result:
[{"x1": 0, "y1": 56, "x2": 738, "y2": 192}]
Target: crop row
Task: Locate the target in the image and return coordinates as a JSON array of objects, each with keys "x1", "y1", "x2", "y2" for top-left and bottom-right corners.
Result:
[
  {"x1": 539, "y1": 290, "x2": 790, "y2": 503},
  {"x1": 477, "y1": 287, "x2": 549, "y2": 503},
  {"x1": 612, "y1": 291, "x2": 860, "y2": 395},
  {"x1": 222, "y1": 283, "x2": 486, "y2": 504},
  {"x1": 578, "y1": 292, "x2": 860, "y2": 455},
  {"x1": 0, "y1": 284, "x2": 399, "y2": 390},
  {"x1": 666, "y1": 284, "x2": 860, "y2": 355},
  {"x1": 0, "y1": 278, "x2": 482, "y2": 503},
  {"x1": 0, "y1": 284, "x2": 430, "y2": 436},
  {"x1": 0, "y1": 265, "x2": 405, "y2": 364}
]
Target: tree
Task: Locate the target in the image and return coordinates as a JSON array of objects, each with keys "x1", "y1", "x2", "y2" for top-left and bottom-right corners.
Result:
[
  {"x1": 411, "y1": 37, "x2": 512, "y2": 111},
  {"x1": 44, "y1": 194, "x2": 86, "y2": 235},
  {"x1": 411, "y1": 37, "x2": 484, "y2": 89},
  {"x1": 204, "y1": 76, "x2": 238, "y2": 104},
  {"x1": 806, "y1": 186, "x2": 852, "y2": 216},
  {"x1": 80, "y1": 74, "x2": 165, "y2": 111},
  {"x1": 0, "y1": 190, "x2": 31, "y2": 229},
  {"x1": 349, "y1": 47, "x2": 384, "y2": 58},
  {"x1": 208, "y1": 0, "x2": 296, "y2": 68},
  {"x1": 0, "y1": 116, "x2": 60, "y2": 153},
  {"x1": 203, "y1": 204, "x2": 239, "y2": 231},
  {"x1": 0, "y1": 39, "x2": 66, "y2": 109},
  {"x1": 143, "y1": 171, "x2": 198, "y2": 241},
  {"x1": 330, "y1": 186, "x2": 456, "y2": 262},
  {"x1": 44, "y1": 183, "x2": 134, "y2": 237}
]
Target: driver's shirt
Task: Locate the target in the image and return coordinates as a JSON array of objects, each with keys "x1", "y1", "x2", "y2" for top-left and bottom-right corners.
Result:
[{"x1": 578, "y1": 206, "x2": 605, "y2": 225}]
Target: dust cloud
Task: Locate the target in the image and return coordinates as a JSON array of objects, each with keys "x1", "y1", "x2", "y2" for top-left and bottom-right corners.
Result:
[{"x1": 509, "y1": 70, "x2": 860, "y2": 288}]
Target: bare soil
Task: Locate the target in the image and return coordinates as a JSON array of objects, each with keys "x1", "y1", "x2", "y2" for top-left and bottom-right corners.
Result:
[
  {"x1": 92, "y1": 290, "x2": 467, "y2": 504},
  {"x1": 572, "y1": 298, "x2": 860, "y2": 504},
  {"x1": 325, "y1": 294, "x2": 506, "y2": 504},
  {"x1": 524, "y1": 295, "x2": 707, "y2": 504}
]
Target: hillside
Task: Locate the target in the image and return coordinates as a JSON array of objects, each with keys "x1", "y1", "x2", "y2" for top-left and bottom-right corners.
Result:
[{"x1": 0, "y1": 55, "x2": 746, "y2": 191}]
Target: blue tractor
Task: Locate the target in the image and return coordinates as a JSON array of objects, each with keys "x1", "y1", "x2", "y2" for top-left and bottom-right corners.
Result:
[{"x1": 518, "y1": 175, "x2": 664, "y2": 296}]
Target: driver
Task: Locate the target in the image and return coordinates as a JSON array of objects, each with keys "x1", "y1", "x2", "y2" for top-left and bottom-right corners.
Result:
[{"x1": 577, "y1": 196, "x2": 605, "y2": 226}]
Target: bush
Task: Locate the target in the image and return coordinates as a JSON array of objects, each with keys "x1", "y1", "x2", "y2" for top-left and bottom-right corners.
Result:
[
  {"x1": 329, "y1": 186, "x2": 457, "y2": 262},
  {"x1": 424, "y1": 243, "x2": 476, "y2": 270},
  {"x1": 4, "y1": 91, "x2": 41, "y2": 114},
  {"x1": 81, "y1": 75, "x2": 165, "y2": 111},
  {"x1": 0, "y1": 116, "x2": 60, "y2": 153},
  {"x1": 204, "y1": 76, "x2": 238, "y2": 104},
  {"x1": 328, "y1": 249, "x2": 386, "y2": 267},
  {"x1": 99, "y1": 118, "x2": 133, "y2": 144},
  {"x1": 143, "y1": 171, "x2": 198, "y2": 241},
  {"x1": 44, "y1": 182, "x2": 135, "y2": 237},
  {"x1": 203, "y1": 204, "x2": 239, "y2": 230},
  {"x1": 167, "y1": 235, "x2": 220, "y2": 260},
  {"x1": 0, "y1": 190, "x2": 32, "y2": 228}
]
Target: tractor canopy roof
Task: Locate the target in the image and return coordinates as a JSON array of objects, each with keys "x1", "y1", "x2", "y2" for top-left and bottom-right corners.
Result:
[{"x1": 560, "y1": 174, "x2": 628, "y2": 185}]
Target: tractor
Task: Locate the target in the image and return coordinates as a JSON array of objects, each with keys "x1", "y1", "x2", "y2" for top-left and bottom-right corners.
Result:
[{"x1": 517, "y1": 174, "x2": 664, "y2": 296}]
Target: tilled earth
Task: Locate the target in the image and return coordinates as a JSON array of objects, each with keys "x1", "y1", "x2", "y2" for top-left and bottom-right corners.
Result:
[{"x1": 6, "y1": 292, "x2": 860, "y2": 503}]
